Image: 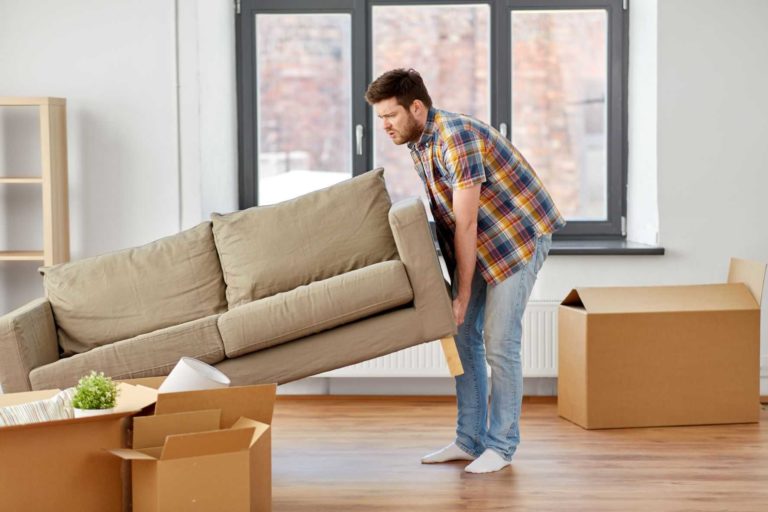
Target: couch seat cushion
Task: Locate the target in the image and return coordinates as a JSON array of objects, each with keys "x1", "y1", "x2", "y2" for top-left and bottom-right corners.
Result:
[
  {"x1": 218, "y1": 260, "x2": 413, "y2": 358},
  {"x1": 40, "y1": 222, "x2": 227, "y2": 356},
  {"x1": 211, "y1": 168, "x2": 398, "y2": 308},
  {"x1": 29, "y1": 314, "x2": 225, "y2": 390}
]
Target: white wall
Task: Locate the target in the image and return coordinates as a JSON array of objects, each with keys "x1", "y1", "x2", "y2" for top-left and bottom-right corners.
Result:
[
  {"x1": 0, "y1": 0, "x2": 178, "y2": 311},
  {"x1": 1, "y1": 0, "x2": 767, "y2": 393},
  {"x1": 0, "y1": 0, "x2": 237, "y2": 314},
  {"x1": 177, "y1": 0, "x2": 239, "y2": 229},
  {"x1": 656, "y1": 0, "x2": 768, "y2": 394},
  {"x1": 626, "y1": 0, "x2": 658, "y2": 246},
  {"x1": 532, "y1": 0, "x2": 768, "y2": 393}
]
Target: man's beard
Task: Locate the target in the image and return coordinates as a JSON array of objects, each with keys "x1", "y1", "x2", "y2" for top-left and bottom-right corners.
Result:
[{"x1": 394, "y1": 114, "x2": 422, "y2": 145}]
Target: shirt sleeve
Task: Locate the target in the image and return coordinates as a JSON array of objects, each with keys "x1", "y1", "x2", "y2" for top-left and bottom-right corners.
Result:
[{"x1": 442, "y1": 129, "x2": 487, "y2": 190}]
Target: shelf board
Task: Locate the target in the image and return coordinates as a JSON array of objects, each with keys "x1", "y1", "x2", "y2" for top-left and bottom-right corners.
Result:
[
  {"x1": 0, "y1": 177, "x2": 43, "y2": 184},
  {"x1": 0, "y1": 251, "x2": 45, "y2": 262},
  {"x1": 0, "y1": 97, "x2": 66, "y2": 106}
]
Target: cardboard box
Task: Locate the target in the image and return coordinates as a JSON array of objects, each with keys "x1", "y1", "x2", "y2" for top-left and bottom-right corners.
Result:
[
  {"x1": 558, "y1": 258, "x2": 766, "y2": 429},
  {"x1": 111, "y1": 384, "x2": 276, "y2": 512},
  {"x1": 0, "y1": 383, "x2": 159, "y2": 511}
]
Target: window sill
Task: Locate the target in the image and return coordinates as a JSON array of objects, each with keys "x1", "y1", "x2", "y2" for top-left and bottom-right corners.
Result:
[
  {"x1": 550, "y1": 239, "x2": 665, "y2": 256},
  {"x1": 433, "y1": 238, "x2": 665, "y2": 257}
]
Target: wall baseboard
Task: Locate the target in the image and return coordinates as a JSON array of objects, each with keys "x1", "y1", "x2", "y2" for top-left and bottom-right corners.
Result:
[
  {"x1": 278, "y1": 373, "x2": 768, "y2": 398},
  {"x1": 276, "y1": 377, "x2": 557, "y2": 396}
]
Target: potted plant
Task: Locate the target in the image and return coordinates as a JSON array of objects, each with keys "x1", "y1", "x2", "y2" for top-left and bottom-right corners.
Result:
[{"x1": 71, "y1": 371, "x2": 120, "y2": 418}]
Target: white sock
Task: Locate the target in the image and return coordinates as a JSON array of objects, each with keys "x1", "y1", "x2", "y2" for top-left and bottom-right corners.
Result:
[
  {"x1": 421, "y1": 442, "x2": 476, "y2": 464},
  {"x1": 464, "y1": 449, "x2": 511, "y2": 474}
]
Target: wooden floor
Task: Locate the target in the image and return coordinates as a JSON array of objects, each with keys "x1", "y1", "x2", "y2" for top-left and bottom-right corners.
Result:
[{"x1": 271, "y1": 397, "x2": 768, "y2": 512}]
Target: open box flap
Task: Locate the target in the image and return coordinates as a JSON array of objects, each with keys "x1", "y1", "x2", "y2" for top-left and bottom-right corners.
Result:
[
  {"x1": 155, "y1": 384, "x2": 277, "y2": 427},
  {"x1": 0, "y1": 383, "x2": 157, "y2": 432},
  {"x1": 159, "y1": 425, "x2": 256, "y2": 460},
  {"x1": 728, "y1": 257, "x2": 766, "y2": 305},
  {"x1": 113, "y1": 383, "x2": 159, "y2": 414},
  {"x1": 133, "y1": 409, "x2": 221, "y2": 449},
  {"x1": 0, "y1": 384, "x2": 155, "y2": 413},
  {"x1": 0, "y1": 389, "x2": 59, "y2": 407},
  {"x1": 561, "y1": 284, "x2": 758, "y2": 314},
  {"x1": 231, "y1": 416, "x2": 271, "y2": 446},
  {"x1": 109, "y1": 448, "x2": 159, "y2": 461}
]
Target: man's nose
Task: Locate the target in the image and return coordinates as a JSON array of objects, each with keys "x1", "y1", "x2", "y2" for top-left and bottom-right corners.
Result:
[{"x1": 383, "y1": 119, "x2": 391, "y2": 130}]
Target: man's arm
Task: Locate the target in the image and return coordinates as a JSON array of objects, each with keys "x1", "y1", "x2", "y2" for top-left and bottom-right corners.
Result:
[
  {"x1": 441, "y1": 128, "x2": 487, "y2": 325},
  {"x1": 452, "y1": 183, "x2": 482, "y2": 326}
]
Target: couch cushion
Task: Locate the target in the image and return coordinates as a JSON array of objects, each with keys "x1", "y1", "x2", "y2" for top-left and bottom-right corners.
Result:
[
  {"x1": 211, "y1": 168, "x2": 398, "y2": 308},
  {"x1": 218, "y1": 260, "x2": 413, "y2": 358},
  {"x1": 40, "y1": 222, "x2": 227, "y2": 356},
  {"x1": 29, "y1": 315, "x2": 225, "y2": 390}
]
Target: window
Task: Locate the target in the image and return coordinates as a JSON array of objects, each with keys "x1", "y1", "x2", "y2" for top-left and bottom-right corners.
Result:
[
  {"x1": 512, "y1": 9, "x2": 608, "y2": 221},
  {"x1": 254, "y1": 13, "x2": 352, "y2": 205},
  {"x1": 237, "y1": 0, "x2": 627, "y2": 237},
  {"x1": 372, "y1": 4, "x2": 490, "y2": 212}
]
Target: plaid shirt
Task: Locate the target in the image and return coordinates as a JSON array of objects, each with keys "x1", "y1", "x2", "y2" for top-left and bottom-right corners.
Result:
[{"x1": 408, "y1": 108, "x2": 565, "y2": 285}]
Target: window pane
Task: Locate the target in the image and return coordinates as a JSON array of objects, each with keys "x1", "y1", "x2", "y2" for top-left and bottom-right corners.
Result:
[
  {"x1": 256, "y1": 14, "x2": 352, "y2": 205},
  {"x1": 372, "y1": 5, "x2": 490, "y2": 207},
  {"x1": 512, "y1": 10, "x2": 608, "y2": 221}
]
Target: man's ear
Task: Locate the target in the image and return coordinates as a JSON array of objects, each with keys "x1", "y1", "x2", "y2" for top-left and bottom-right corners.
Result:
[{"x1": 410, "y1": 100, "x2": 424, "y2": 116}]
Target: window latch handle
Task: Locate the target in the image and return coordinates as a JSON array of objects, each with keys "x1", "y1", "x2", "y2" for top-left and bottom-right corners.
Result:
[
  {"x1": 355, "y1": 124, "x2": 364, "y2": 155},
  {"x1": 499, "y1": 122, "x2": 508, "y2": 139}
]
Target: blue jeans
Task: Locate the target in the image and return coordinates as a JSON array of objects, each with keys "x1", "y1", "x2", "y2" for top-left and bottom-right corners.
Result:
[{"x1": 452, "y1": 234, "x2": 552, "y2": 461}]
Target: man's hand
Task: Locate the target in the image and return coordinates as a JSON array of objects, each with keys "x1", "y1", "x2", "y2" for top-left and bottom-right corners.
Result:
[{"x1": 453, "y1": 296, "x2": 469, "y2": 326}]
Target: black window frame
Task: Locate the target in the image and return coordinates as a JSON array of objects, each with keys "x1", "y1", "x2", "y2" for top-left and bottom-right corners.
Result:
[{"x1": 236, "y1": 0, "x2": 629, "y2": 240}]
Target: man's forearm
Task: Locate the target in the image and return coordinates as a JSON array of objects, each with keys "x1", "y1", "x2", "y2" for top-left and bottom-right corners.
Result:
[
  {"x1": 454, "y1": 221, "x2": 478, "y2": 299},
  {"x1": 451, "y1": 183, "x2": 482, "y2": 301}
]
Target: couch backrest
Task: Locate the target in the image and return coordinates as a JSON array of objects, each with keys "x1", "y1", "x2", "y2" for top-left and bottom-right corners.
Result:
[
  {"x1": 211, "y1": 168, "x2": 399, "y2": 308},
  {"x1": 40, "y1": 221, "x2": 227, "y2": 356}
]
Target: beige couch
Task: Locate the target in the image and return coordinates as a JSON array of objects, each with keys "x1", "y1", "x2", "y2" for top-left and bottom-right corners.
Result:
[{"x1": 0, "y1": 170, "x2": 455, "y2": 392}]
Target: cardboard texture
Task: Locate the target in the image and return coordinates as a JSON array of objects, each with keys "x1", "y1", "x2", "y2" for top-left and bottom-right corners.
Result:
[
  {"x1": 0, "y1": 383, "x2": 159, "y2": 511},
  {"x1": 111, "y1": 383, "x2": 276, "y2": 512},
  {"x1": 558, "y1": 258, "x2": 766, "y2": 429},
  {"x1": 119, "y1": 376, "x2": 167, "y2": 390}
]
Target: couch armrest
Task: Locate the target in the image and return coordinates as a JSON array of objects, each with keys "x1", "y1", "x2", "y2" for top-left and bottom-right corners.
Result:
[
  {"x1": 0, "y1": 298, "x2": 60, "y2": 392},
  {"x1": 389, "y1": 198, "x2": 456, "y2": 338}
]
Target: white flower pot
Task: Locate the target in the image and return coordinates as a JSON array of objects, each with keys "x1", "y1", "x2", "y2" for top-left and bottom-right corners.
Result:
[
  {"x1": 73, "y1": 407, "x2": 115, "y2": 418},
  {"x1": 158, "y1": 356, "x2": 231, "y2": 393}
]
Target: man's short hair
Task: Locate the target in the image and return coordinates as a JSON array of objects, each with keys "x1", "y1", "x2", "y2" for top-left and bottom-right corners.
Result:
[{"x1": 365, "y1": 68, "x2": 433, "y2": 110}]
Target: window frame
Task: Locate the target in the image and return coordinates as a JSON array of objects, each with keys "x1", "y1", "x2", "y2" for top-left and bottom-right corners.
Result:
[
  {"x1": 236, "y1": 0, "x2": 629, "y2": 239},
  {"x1": 499, "y1": 0, "x2": 628, "y2": 238},
  {"x1": 236, "y1": 0, "x2": 368, "y2": 209}
]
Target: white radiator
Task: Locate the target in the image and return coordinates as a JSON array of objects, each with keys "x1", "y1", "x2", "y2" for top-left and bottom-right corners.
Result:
[{"x1": 319, "y1": 301, "x2": 559, "y2": 378}]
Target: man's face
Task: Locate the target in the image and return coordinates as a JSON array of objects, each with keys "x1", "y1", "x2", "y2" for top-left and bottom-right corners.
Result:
[{"x1": 374, "y1": 97, "x2": 422, "y2": 145}]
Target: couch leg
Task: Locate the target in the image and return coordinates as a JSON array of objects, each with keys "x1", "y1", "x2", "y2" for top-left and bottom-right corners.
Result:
[{"x1": 439, "y1": 337, "x2": 464, "y2": 377}]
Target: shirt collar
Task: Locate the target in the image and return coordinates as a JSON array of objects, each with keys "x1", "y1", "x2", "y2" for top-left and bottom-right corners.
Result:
[{"x1": 408, "y1": 107, "x2": 437, "y2": 151}]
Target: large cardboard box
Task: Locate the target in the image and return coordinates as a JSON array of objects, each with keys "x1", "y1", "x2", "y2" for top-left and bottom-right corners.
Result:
[
  {"x1": 558, "y1": 258, "x2": 766, "y2": 429},
  {"x1": 0, "y1": 383, "x2": 159, "y2": 511},
  {"x1": 111, "y1": 384, "x2": 276, "y2": 512}
]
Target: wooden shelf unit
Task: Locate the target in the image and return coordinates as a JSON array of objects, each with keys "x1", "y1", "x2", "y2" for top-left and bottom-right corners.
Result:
[
  {"x1": 0, "y1": 97, "x2": 70, "y2": 265},
  {"x1": 0, "y1": 251, "x2": 45, "y2": 262},
  {"x1": 0, "y1": 177, "x2": 44, "y2": 184}
]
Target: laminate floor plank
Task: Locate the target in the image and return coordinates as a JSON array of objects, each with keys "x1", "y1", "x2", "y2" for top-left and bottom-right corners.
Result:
[{"x1": 271, "y1": 399, "x2": 768, "y2": 511}]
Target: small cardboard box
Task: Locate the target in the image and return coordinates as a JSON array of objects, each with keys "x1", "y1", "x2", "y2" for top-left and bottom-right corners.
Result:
[
  {"x1": 111, "y1": 384, "x2": 276, "y2": 512},
  {"x1": 558, "y1": 258, "x2": 766, "y2": 429},
  {"x1": 0, "y1": 383, "x2": 159, "y2": 511}
]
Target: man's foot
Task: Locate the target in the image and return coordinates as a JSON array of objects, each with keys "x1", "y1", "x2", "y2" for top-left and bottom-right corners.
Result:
[
  {"x1": 421, "y1": 442, "x2": 477, "y2": 464},
  {"x1": 464, "y1": 449, "x2": 511, "y2": 474}
]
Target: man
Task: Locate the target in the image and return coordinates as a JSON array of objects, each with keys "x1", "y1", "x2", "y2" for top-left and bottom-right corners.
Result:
[{"x1": 365, "y1": 69, "x2": 565, "y2": 474}]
